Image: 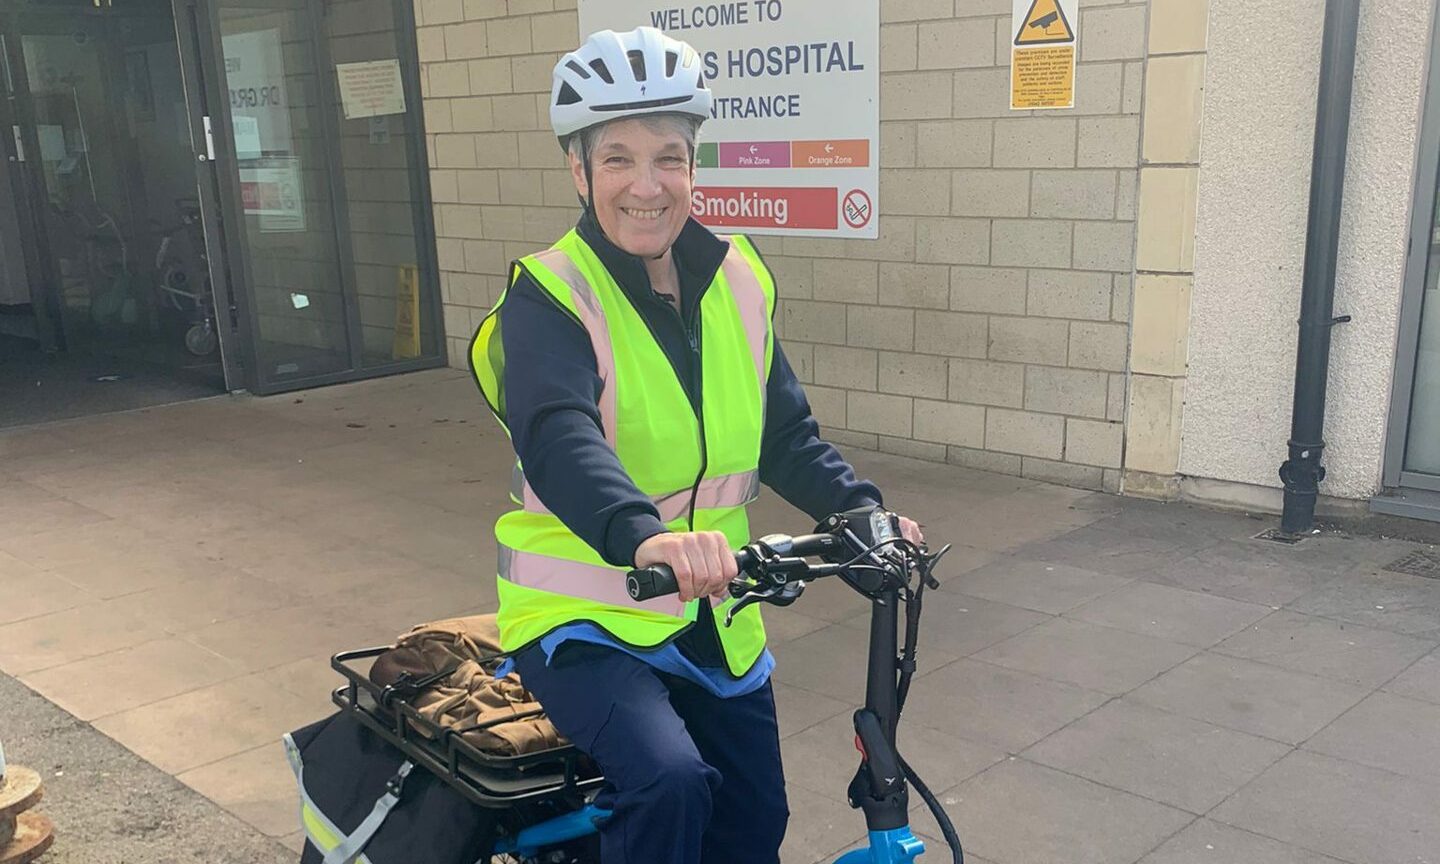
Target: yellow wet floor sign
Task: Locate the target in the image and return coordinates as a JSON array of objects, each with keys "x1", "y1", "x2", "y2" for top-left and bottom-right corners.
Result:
[
  {"x1": 393, "y1": 264, "x2": 420, "y2": 360},
  {"x1": 1010, "y1": 0, "x2": 1078, "y2": 109}
]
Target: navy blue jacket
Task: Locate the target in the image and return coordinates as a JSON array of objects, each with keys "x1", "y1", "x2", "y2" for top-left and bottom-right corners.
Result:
[{"x1": 497, "y1": 212, "x2": 882, "y2": 569}]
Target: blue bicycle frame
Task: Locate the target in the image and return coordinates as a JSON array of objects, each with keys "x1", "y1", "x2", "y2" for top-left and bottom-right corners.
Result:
[{"x1": 492, "y1": 808, "x2": 930, "y2": 863}]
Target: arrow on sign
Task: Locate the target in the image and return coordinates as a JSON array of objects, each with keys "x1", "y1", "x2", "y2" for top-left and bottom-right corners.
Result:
[
  {"x1": 749, "y1": 145, "x2": 758, "y2": 155},
  {"x1": 825, "y1": 143, "x2": 834, "y2": 153}
]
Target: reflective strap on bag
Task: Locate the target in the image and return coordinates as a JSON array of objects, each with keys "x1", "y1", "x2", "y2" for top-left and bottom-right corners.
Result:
[{"x1": 283, "y1": 733, "x2": 412, "y2": 864}]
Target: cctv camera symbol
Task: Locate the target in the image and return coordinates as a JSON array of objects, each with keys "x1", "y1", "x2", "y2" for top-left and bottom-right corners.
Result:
[{"x1": 1028, "y1": 11, "x2": 1061, "y2": 32}]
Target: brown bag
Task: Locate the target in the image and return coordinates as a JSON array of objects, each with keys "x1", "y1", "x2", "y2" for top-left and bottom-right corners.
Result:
[{"x1": 369, "y1": 615, "x2": 565, "y2": 757}]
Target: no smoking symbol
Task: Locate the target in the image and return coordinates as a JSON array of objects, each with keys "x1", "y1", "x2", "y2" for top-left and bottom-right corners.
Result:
[{"x1": 842, "y1": 189, "x2": 871, "y2": 229}]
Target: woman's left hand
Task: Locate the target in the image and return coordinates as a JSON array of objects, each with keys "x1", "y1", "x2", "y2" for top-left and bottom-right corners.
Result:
[{"x1": 897, "y1": 515, "x2": 924, "y2": 548}]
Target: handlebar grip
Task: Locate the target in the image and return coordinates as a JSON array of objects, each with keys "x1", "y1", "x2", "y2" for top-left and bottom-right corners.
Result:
[{"x1": 626, "y1": 565, "x2": 679, "y2": 601}]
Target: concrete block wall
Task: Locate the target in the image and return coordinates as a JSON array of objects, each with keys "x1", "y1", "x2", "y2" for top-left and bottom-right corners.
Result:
[
  {"x1": 416, "y1": 0, "x2": 581, "y2": 355},
  {"x1": 418, "y1": 0, "x2": 1151, "y2": 491}
]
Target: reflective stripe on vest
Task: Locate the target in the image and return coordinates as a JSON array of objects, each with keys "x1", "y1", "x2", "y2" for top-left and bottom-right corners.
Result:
[
  {"x1": 529, "y1": 247, "x2": 619, "y2": 440},
  {"x1": 510, "y1": 464, "x2": 761, "y2": 523}
]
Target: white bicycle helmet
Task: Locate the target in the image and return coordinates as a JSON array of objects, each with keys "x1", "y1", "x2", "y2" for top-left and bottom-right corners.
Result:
[{"x1": 550, "y1": 26, "x2": 712, "y2": 144}]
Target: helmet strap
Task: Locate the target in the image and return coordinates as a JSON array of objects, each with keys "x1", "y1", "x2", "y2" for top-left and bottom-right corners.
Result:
[{"x1": 579, "y1": 134, "x2": 596, "y2": 217}]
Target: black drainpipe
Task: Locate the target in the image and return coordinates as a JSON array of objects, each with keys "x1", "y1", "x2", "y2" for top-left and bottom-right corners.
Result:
[{"x1": 1279, "y1": 0, "x2": 1360, "y2": 536}]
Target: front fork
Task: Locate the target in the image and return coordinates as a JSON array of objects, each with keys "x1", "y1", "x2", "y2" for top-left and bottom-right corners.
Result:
[
  {"x1": 834, "y1": 829, "x2": 927, "y2": 864},
  {"x1": 835, "y1": 708, "x2": 926, "y2": 863}
]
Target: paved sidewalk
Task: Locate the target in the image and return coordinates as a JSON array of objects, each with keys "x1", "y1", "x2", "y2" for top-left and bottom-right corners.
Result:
[{"x1": 2, "y1": 368, "x2": 1439, "y2": 863}]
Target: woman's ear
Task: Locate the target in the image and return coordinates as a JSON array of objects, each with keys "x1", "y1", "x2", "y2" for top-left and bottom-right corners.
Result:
[{"x1": 568, "y1": 149, "x2": 588, "y2": 199}]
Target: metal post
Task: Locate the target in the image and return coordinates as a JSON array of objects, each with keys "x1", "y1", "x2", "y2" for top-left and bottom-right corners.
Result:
[{"x1": 1279, "y1": 0, "x2": 1361, "y2": 535}]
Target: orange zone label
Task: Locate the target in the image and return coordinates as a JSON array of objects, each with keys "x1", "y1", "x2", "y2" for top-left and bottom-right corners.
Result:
[{"x1": 791, "y1": 139, "x2": 870, "y2": 168}]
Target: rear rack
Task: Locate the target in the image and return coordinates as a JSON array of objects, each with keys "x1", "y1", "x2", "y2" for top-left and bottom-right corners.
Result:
[{"x1": 329, "y1": 646, "x2": 604, "y2": 810}]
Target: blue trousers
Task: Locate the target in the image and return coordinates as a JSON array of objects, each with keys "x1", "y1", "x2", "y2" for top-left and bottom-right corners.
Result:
[{"x1": 513, "y1": 642, "x2": 789, "y2": 864}]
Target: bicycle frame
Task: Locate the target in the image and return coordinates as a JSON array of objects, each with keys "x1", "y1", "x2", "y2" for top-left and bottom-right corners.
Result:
[{"x1": 489, "y1": 581, "x2": 933, "y2": 863}]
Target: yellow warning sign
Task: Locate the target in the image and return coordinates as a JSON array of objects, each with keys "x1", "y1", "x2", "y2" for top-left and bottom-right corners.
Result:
[
  {"x1": 1011, "y1": 0, "x2": 1077, "y2": 109},
  {"x1": 393, "y1": 264, "x2": 420, "y2": 359},
  {"x1": 1014, "y1": 0, "x2": 1075, "y2": 46},
  {"x1": 1012, "y1": 45, "x2": 1076, "y2": 108}
]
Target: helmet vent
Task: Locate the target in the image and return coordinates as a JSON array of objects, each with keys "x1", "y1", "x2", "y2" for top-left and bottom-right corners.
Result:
[
  {"x1": 626, "y1": 49, "x2": 646, "y2": 81},
  {"x1": 565, "y1": 60, "x2": 590, "y2": 79},
  {"x1": 556, "y1": 82, "x2": 582, "y2": 105},
  {"x1": 588, "y1": 58, "x2": 613, "y2": 84},
  {"x1": 665, "y1": 50, "x2": 678, "y2": 77}
]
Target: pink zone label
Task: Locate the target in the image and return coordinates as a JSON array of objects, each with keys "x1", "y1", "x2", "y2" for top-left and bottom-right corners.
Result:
[
  {"x1": 691, "y1": 187, "x2": 838, "y2": 230},
  {"x1": 717, "y1": 142, "x2": 791, "y2": 169}
]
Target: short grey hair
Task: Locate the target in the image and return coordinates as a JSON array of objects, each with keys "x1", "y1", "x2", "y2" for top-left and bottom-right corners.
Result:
[{"x1": 565, "y1": 113, "x2": 703, "y2": 166}]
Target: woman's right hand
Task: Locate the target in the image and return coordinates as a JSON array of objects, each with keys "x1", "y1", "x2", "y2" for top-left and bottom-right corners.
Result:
[{"x1": 633, "y1": 531, "x2": 738, "y2": 602}]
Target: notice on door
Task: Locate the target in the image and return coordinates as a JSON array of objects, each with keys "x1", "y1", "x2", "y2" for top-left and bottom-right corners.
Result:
[
  {"x1": 336, "y1": 59, "x2": 407, "y2": 120},
  {"x1": 239, "y1": 159, "x2": 305, "y2": 233},
  {"x1": 223, "y1": 29, "x2": 292, "y2": 154},
  {"x1": 1011, "y1": 0, "x2": 1078, "y2": 110},
  {"x1": 579, "y1": 1, "x2": 881, "y2": 239}
]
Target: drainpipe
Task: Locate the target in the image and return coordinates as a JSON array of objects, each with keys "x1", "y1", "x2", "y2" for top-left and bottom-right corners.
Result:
[{"x1": 1279, "y1": 0, "x2": 1360, "y2": 536}]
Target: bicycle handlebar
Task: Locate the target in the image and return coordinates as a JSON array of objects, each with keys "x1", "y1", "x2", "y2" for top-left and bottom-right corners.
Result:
[{"x1": 625, "y1": 532, "x2": 851, "y2": 602}]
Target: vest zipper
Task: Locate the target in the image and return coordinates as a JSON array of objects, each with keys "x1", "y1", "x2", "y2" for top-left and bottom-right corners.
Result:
[
  {"x1": 680, "y1": 304, "x2": 727, "y2": 668},
  {"x1": 683, "y1": 314, "x2": 706, "y2": 530}
]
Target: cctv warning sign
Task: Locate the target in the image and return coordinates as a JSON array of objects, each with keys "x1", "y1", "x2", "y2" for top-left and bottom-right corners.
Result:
[{"x1": 1011, "y1": 0, "x2": 1078, "y2": 109}]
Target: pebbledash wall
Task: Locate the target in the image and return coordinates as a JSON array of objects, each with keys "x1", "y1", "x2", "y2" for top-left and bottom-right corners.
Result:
[{"x1": 1178, "y1": 0, "x2": 1435, "y2": 513}]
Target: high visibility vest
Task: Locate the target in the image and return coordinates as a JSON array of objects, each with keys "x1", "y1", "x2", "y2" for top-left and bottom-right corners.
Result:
[{"x1": 469, "y1": 229, "x2": 776, "y2": 677}]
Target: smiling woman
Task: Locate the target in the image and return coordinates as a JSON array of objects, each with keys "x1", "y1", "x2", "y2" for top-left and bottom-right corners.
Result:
[
  {"x1": 566, "y1": 116, "x2": 701, "y2": 265},
  {"x1": 463, "y1": 24, "x2": 915, "y2": 864}
]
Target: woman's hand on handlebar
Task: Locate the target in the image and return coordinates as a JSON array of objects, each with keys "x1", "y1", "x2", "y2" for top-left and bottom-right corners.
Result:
[
  {"x1": 633, "y1": 531, "x2": 738, "y2": 602},
  {"x1": 897, "y1": 515, "x2": 924, "y2": 547}
]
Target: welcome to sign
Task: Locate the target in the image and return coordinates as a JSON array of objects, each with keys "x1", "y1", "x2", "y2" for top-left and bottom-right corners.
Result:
[{"x1": 579, "y1": 0, "x2": 880, "y2": 239}]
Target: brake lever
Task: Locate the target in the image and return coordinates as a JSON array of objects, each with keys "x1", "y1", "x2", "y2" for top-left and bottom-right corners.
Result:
[
  {"x1": 920, "y1": 543, "x2": 951, "y2": 589},
  {"x1": 722, "y1": 581, "x2": 805, "y2": 627}
]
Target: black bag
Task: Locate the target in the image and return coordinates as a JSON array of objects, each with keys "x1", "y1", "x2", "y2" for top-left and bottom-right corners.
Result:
[{"x1": 285, "y1": 711, "x2": 500, "y2": 864}]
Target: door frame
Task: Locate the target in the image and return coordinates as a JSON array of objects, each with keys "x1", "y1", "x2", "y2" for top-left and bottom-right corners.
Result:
[
  {"x1": 0, "y1": 21, "x2": 63, "y2": 352},
  {"x1": 1383, "y1": 0, "x2": 1440, "y2": 494},
  {"x1": 172, "y1": 0, "x2": 257, "y2": 390}
]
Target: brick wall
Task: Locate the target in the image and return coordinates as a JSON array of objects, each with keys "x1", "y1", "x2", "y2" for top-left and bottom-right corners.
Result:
[{"x1": 416, "y1": 0, "x2": 1152, "y2": 491}]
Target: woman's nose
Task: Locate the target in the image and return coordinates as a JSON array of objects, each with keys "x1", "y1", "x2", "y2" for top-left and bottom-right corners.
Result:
[{"x1": 630, "y1": 164, "x2": 663, "y2": 197}]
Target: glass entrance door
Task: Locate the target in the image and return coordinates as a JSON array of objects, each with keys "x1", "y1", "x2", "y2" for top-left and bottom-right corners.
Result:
[
  {"x1": 213, "y1": 0, "x2": 355, "y2": 384},
  {"x1": 196, "y1": 0, "x2": 443, "y2": 394}
]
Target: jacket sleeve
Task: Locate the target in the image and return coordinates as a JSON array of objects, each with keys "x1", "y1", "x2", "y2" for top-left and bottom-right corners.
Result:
[
  {"x1": 497, "y1": 273, "x2": 669, "y2": 568},
  {"x1": 758, "y1": 339, "x2": 884, "y2": 520}
]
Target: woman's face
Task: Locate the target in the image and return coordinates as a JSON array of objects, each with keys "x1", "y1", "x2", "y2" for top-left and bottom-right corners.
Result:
[{"x1": 571, "y1": 118, "x2": 694, "y2": 258}]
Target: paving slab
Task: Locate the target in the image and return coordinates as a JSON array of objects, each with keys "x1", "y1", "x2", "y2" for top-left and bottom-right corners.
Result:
[{"x1": 1211, "y1": 750, "x2": 1440, "y2": 864}]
